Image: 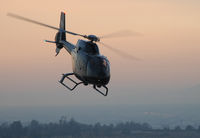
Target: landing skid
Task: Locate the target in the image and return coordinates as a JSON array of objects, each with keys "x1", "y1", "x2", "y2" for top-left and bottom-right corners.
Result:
[
  {"x1": 59, "y1": 73, "x2": 83, "y2": 91},
  {"x1": 93, "y1": 85, "x2": 108, "y2": 96},
  {"x1": 59, "y1": 73, "x2": 108, "y2": 96}
]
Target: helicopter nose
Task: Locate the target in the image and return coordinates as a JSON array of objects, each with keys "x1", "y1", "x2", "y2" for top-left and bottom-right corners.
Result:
[
  {"x1": 98, "y1": 70, "x2": 107, "y2": 77},
  {"x1": 86, "y1": 57, "x2": 110, "y2": 85},
  {"x1": 87, "y1": 58, "x2": 110, "y2": 78}
]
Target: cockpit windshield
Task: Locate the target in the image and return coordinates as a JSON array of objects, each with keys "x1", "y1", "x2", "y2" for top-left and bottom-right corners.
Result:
[
  {"x1": 89, "y1": 56, "x2": 110, "y2": 71},
  {"x1": 85, "y1": 42, "x2": 99, "y2": 55}
]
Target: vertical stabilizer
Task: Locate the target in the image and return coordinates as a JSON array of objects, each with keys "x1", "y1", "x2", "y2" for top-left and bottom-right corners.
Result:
[
  {"x1": 56, "y1": 12, "x2": 74, "y2": 55},
  {"x1": 58, "y1": 12, "x2": 66, "y2": 41},
  {"x1": 60, "y1": 12, "x2": 66, "y2": 30}
]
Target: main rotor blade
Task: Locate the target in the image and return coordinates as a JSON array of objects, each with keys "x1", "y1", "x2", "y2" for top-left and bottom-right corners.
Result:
[
  {"x1": 100, "y1": 30, "x2": 142, "y2": 39},
  {"x1": 99, "y1": 42, "x2": 140, "y2": 61},
  {"x1": 7, "y1": 13, "x2": 85, "y2": 37}
]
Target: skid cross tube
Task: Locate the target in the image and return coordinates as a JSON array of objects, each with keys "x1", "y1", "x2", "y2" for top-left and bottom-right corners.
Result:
[
  {"x1": 93, "y1": 85, "x2": 108, "y2": 96},
  {"x1": 59, "y1": 73, "x2": 83, "y2": 91}
]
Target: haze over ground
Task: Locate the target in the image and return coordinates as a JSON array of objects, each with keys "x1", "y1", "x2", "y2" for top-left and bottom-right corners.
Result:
[
  {"x1": 0, "y1": 0, "x2": 200, "y2": 111},
  {"x1": 1, "y1": 104, "x2": 200, "y2": 129}
]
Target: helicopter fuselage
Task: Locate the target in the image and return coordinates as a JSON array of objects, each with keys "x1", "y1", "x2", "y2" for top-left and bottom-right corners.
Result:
[
  {"x1": 8, "y1": 11, "x2": 112, "y2": 95},
  {"x1": 71, "y1": 40, "x2": 110, "y2": 86}
]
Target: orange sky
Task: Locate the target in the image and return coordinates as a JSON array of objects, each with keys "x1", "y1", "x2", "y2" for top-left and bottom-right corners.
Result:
[{"x1": 0, "y1": 0, "x2": 200, "y2": 106}]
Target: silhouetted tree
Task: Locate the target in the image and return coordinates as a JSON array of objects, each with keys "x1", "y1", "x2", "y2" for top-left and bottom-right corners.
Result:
[
  {"x1": 185, "y1": 125, "x2": 195, "y2": 131},
  {"x1": 27, "y1": 120, "x2": 40, "y2": 137},
  {"x1": 174, "y1": 125, "x2": 182, "y2": 131},
  {"x1": 0, "y1": 118, "x2": 199, "y2": 138},
  {"x1": 198, "y1": 125, "x2": 200, "y2": 132},
  {"x1": 10, "y1": 121, "x2": 23, "y2": 137},
  {"x1": 142, "y1": 122, "x2": 152, "y2": 130}
]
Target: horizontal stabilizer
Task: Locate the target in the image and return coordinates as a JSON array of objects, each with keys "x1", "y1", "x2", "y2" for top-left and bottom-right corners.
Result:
[{"x1": 44, "y1": 40, "x2": 56, "y2": 43}]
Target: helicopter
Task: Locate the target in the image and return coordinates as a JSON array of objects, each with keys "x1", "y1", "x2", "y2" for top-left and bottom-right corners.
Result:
[{"x1": 7, "y1": 12, "x2": 138, "y2": 96}]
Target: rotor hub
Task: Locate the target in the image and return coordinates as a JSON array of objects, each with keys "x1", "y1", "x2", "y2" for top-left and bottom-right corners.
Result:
[{"x1": 86, "y1": 35, "x2": 100, "y2": 42}]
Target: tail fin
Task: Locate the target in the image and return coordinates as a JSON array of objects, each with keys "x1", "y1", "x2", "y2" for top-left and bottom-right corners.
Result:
[
  {"x1": 60, "y1": 12, "x2": 65, "y2": 30},
  {"x1": 58, "y1": 12, "x2": 66, "y2": 41},
  {"x1": 54, "y1": 12, "x2": 67, "y2": 56}
]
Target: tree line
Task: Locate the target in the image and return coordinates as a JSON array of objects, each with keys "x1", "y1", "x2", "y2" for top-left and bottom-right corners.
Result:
[{"x1": 0, "y1": 116, "x2": 200, "y2": 138}]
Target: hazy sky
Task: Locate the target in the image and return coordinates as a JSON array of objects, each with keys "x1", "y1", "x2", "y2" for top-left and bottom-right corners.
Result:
[{"x1": 0, "y1": 0, "x2": 200, "y2": 106}]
